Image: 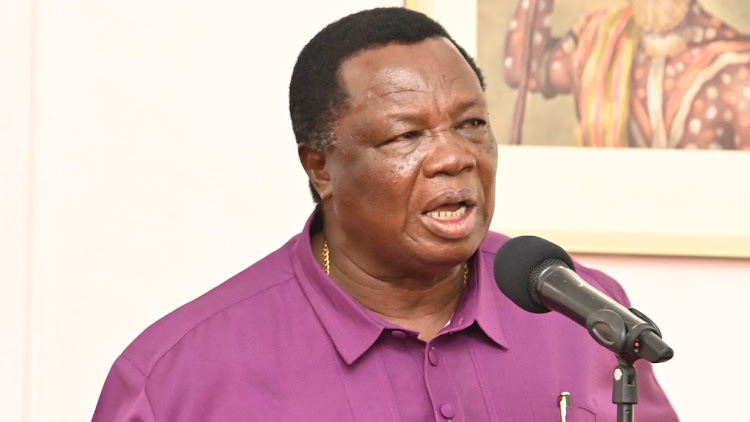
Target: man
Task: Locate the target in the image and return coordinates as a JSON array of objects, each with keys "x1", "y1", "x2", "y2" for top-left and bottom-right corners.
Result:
[
  {"x1": 505, "y1": 0, "x2": 750, "y2": 148},
  {"x1": 93, "y1": 7, "x2": 678, "y2": 421}
]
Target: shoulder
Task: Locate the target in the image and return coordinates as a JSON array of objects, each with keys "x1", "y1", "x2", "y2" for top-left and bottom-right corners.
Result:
[
  {"x1": 711, "y1": 54, "x2": 750, "y2": 94},
  {"x1": 575, "y1": 261, "x2": 631, "y2": 306},
  {"x1": 693, "y1": 36, "x2": 750, "y2": 69},
  {"x1": 119, "y1": 235, "x2": 302, "y2": 376},
  {"x1": 478, "y1": 230, "x2": 511, "y2": 255}
]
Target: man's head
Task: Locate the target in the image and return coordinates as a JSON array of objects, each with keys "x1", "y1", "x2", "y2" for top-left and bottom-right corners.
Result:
[
  {"x1": 293, "y1": 8, "x2": 497, "y2": 276},
  {"x1": 289, "y1": 7, "x2": 485, "y2": 203},
  {"x1": 630, "y1": 0, "x2": 692, "y2": 34}
]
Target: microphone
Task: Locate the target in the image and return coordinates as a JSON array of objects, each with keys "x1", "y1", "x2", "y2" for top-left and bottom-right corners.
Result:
[{"x1": 493, "y1": 235, "x2": 673, "y2": 364}]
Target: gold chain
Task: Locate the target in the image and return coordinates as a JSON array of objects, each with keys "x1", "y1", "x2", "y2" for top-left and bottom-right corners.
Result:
[
  {"x1": 322, "y1": 239, "x2": 331, "y2": 275},
  {"x1": 321, "y1": 239, "x2": 468, "y2": 286}
]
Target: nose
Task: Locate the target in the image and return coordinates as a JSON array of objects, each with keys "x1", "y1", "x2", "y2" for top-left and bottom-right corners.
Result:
[{"x1": 421, "y1": 131, "x2": 476, "y2": 178}]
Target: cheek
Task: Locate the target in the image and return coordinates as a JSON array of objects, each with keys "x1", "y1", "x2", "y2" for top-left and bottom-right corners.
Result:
[
  {"x1": 376, "y1": 159, "x2": 423, "y2": 203},
  {"x1": 478, "y1": 135, "x2": 498, "y2": 168},
  {"x1": 488, "y1": 142, "x2": 498, "y2": 168},
  {"x1": 392, "y1": 155, "x2": 422, "y2": 179},
  {"x1": 486, "y1": 132, "x2": 499, "y2": 166},
  {"x1": 478, "y1": 141, "x2": 498, "y2": 197},
  {"x1": 335, "y1": 149, "x2": 421, "y2": 199},
  {"x1": 484, "y1": 127, "x2": 498, "y2": 150}
]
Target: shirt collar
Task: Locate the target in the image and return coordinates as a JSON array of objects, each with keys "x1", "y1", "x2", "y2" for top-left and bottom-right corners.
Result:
[
  {"x1": 292, "y1": 210, "x2": 511, "y2": 365},
  {"x1": 456, "y1": 240, "x2": 511, "y2": 349},
  {"x1": 292, "y1": 211, "x2": 385, "y2": 365}
]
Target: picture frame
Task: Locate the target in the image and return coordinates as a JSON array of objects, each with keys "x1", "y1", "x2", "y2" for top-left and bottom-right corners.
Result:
[{"x1": 406, "y1": 0, "x2": 750, "y2": 258}]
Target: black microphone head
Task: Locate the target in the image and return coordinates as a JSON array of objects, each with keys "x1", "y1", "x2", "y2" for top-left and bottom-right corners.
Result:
[{"x1": 494, "y1": 235, "x2": 576, "y2": 314}]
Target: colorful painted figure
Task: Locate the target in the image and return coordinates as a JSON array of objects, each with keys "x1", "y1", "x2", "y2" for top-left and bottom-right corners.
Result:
[{"x1": 504, "y1": 0, "x2": 750, "y2": 149}]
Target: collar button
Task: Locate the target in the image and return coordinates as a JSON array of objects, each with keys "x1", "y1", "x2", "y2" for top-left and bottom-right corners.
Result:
[{"x1": 391, "y1": 330, "x2": 408, "y2": 339}]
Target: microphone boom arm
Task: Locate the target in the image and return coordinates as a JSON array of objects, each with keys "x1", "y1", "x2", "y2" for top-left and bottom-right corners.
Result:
[{"x1": 539, "y1": 265, "x2": 673, "y2": 364}]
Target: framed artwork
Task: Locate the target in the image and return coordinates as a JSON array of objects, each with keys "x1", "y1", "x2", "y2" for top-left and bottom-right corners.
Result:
[{"x1": 406, "y1": 0, "x2": 750, "y2": 257}]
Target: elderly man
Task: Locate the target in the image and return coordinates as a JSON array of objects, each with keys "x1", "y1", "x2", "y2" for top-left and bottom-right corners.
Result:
[
  {"x1": 93, "y1": 7, "x2": 678, "y2": 421},
  {"x1": 505, "y1": 0, "x2": 750, "y2": 148}
]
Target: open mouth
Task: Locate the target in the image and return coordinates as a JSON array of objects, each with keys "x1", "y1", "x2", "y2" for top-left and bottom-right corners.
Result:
[
  {"x1": 420, "y1": 199, "x2": 477, "y2": 239},
  {"x1": 420, "y1": 190, "x2": 479, "y2": 239}
]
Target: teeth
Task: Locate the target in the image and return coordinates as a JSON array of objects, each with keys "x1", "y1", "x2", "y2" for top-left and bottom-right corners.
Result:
[{"x1": 427, "y1": 205, "x2": 467, "y2": 220}]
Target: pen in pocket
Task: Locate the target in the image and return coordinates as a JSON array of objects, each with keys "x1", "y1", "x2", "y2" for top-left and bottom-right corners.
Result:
[{"x1": 559, "y1": 392, "x2": 571, "y2": 422}]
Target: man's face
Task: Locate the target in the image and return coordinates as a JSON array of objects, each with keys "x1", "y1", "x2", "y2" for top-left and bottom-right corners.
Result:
[
  {"x1": 630, "y1": 0, "x2": 691, "y2": 33},
  {"x1": 320, "y1": 37, "x2": 497, "y2": 276}
]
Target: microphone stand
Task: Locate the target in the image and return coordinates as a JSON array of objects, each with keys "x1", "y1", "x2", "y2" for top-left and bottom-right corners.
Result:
[
  {"x1": 585, "y1": 307, "x2": 672, "y2": 422},
  {"x1": 612, "y1": 359, "x2": 638, "y2": 422}
]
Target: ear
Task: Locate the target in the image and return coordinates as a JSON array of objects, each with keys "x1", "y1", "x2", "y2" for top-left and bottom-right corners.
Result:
[{"x1": 298, "y1": 144, "x2": 333, "y2": 200}]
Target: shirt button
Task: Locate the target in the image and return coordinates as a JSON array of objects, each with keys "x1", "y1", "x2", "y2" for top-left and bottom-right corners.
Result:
[
  {"x1": 440, "y1": 403, "x2": 456, "y2": 419},
  {"x1": 428, "y1": 347, "x2": 439, "y2": 366},
  {"x1": 391, "y1": 330, "x2": 408, "y2": 339}
]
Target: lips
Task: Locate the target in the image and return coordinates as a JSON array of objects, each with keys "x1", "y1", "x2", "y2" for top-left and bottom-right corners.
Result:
[{"x1": 422, "y1": 189, "x2": 477, "y2": 214}]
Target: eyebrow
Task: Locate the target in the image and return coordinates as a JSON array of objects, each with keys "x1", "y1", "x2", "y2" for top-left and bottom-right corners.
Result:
[
  {"x1": 374, "y1": 88, "x2": 427, "y2": 99},
  {"x1": 452, "y1": 97, "x2": 486, "y2": 114}
]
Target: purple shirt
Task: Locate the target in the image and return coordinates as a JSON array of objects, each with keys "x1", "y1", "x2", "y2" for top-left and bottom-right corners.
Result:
[{"x1": 93, "y1": 212, "x2": 678, "y2": 421}]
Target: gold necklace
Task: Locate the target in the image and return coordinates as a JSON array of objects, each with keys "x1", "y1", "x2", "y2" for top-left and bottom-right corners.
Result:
[{"x1": 321, "y1": 239, "x2": 469, "y2": 286}]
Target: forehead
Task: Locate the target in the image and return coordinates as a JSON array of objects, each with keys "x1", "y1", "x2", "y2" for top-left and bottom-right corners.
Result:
[{"x1": 338, "y1": 37, "x2": 483, "y2": 108}]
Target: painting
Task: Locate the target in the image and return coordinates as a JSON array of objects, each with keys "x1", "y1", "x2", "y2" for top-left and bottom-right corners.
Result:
[
  {"x1": 405, "y1": 0, "x2": 750, "y2": 257},
  {"x1": 480, "y1": 0, "x2": 750, "y2": 149}
]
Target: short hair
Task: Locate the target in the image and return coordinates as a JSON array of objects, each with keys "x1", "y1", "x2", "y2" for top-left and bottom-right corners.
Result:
[{"x1": 289, "y1": 7, "x2": 485, "y2": 203}]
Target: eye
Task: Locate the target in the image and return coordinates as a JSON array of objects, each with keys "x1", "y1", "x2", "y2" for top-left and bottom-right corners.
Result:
[
  {"x1": 376, "y1": 129, "x2": 423, "y2": 154},
  {"x1": 399, "y1": 130, "x2": 421, "y2": 140},
  {"x1": 456, "y1": 118, "x2": 491, "y2": 144},
  {"x1": 459, "y1": 119, "x2": 487, "y2": 129},
  {"x1": 381, "y1": 130, "x2": 422, "y2": 145}
]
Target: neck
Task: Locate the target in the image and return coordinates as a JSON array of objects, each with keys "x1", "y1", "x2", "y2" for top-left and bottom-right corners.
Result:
[
  {"x1": 314, "y1": 232, "x2": 467, "y2": 342},
  {"x1": 357, "y1": 273, "x2": 465, "y2": 342},
  {"x1": 641, "y1": 28, "x2": 689, "y2": 57}
]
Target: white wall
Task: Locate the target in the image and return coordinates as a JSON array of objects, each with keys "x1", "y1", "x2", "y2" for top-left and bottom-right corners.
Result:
[
  {"x1": 0, "y1": 0, "x2": 32, "y2": 421},
  {"x1": 2, "y1": 0, "x2": 747, "y2": 421},
  {"x1": 575, "y1": 254, "x2": 750, "y2": 422}
]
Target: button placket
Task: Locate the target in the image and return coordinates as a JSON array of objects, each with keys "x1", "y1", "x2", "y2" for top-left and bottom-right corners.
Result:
[{"x1": 423, "y1": 340, "x2": 463, "y2": 421}]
